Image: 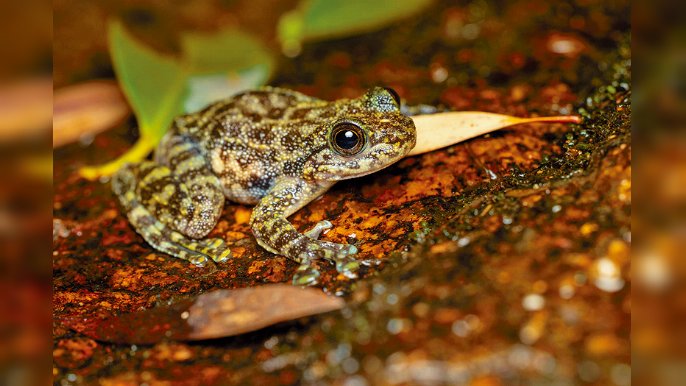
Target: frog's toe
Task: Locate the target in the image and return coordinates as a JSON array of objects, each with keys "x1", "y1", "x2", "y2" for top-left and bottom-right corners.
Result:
[
  {"x1": 335, "y1": 258, "x2": 361, "y2": 279},
  {"x1": 183, "y1": 237, "x2": 232, "y2": 263},
  {"x1": 204, "y1": 238, "x2": 233, "y2": 262},
  {"x1": 323, "y1": 243, "x2": 361, "y2": 278},
  {"x1": 317, "y1": 240, "x2": 357, "y2": 257},
  {"x1": 186, "y1": 253, "x2": 209, "y2": 267},
  {"x1": 205, "y1": 237, "x2": 226, "y2": 247},
  {"x1": 292, "y1": 263, "x2": 321, "y2": 286},
  {"x1": 159, "y1": 239, "x2": 211, "y2": 267},
  {"x1": 297, "y1": 240, "x2": 361, "y2": 279},
  {"x1": 207, "y1": 245, "x2": 232, "y2": 263},
  {"x1": 304, "y1": 220, "x2": 333, "y2": 240}
]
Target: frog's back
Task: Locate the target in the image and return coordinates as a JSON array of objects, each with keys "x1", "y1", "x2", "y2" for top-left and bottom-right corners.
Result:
[{"x1": 166, "y1": 88, "x2": 335, "y2": 204}]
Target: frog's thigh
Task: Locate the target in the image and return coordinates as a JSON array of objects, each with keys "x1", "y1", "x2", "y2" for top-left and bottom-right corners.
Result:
[{"x1": 113, "y1": 162, "x2": 231, "y2": 265}]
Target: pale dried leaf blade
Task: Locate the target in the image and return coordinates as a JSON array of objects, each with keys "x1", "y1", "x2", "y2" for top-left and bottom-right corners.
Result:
[
  {"x1": 408, "y1": 112, "x2": 581, "y2": 156},
  {"x1": 186, "y1": 284, "x2": 344, "y2": 340},
  {"x1": 0, "y1": 77, "x2": 51, "y2": 143},
  {"x1": 53, "y1": 80, "x2": 131, "y2": 148}
]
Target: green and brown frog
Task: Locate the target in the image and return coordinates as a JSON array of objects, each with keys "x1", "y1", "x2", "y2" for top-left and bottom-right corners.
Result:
[{"x1": 112, "y1": 87, "x2": 416, "y2": 285}]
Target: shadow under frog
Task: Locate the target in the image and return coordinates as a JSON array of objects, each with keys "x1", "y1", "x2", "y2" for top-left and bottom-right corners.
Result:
[{"x1": 112, "y1": 87, "x2": 416, "y2": 285}]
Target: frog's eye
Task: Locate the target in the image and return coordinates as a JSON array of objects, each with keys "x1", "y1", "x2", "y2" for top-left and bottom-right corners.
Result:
[
  {"x1": 383, "y1": 87, "x2": 401, "y2": 106},
  {"x1": 330, "y1": 121, "x2": 366, "y2": 156}
]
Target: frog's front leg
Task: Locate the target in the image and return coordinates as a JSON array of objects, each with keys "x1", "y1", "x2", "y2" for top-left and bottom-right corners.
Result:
[
  {"x1": 112, "y1": 136, "x2": 231, "y2": 266},
  {"x1": 250, "y1": 177, "x2": 360, "y2": 285}
]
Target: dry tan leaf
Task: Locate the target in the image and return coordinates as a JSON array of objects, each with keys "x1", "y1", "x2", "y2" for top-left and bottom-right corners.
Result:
[
  {"x1": 64, "y1": 284, "x2": 344, "y2": 344},
  {"x1": 0, "y1": 77, "x2": 52, "y2": 143},
  {"x1": 53, "y1": 80, "x2": 131, "y2": 148},
  {"x1": 408, "y1": 112, "x2": 581, "y2": 156}
]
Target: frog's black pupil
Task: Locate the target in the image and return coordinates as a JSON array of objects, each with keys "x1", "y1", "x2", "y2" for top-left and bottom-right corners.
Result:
[{"x1": 336, "y1": 129, "x2": 359, "y2": 149}]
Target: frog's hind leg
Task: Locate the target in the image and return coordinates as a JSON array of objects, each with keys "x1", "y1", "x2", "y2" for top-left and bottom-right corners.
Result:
[{"x1": 112, "y1": 160, "x2": 231, "y2": 266}]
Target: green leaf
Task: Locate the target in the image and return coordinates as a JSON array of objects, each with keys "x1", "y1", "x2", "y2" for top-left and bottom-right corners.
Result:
[
  {"x1": 278, "y1": 0, "x2": 432, "y2": 56},
  {"x1": 108, "y1": 20, "x2": 186, "y2": 142},
  {"x1": 181, "y1": 29, "x2": 273, "y2": 75},
  {"x1": 81, "y1": 21, "x2": 274, "y2": 180},
  {"x1": 181, "y1": 29, "x2": 273, "y2": 113}
]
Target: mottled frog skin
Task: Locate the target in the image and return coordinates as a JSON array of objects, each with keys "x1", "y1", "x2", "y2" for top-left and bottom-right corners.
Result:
[{"x1": 112, "y1": 87, "x2": 416, "y2": 285}]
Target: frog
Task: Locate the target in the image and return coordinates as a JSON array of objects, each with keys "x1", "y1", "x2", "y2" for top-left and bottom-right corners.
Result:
[{"x1": 112, "y1": 86, "x2": 416, "y2": 285}]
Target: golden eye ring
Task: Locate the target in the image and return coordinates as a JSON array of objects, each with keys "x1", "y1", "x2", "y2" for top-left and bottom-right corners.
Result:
[{"x1": 329, "y1": 121, "x2": 366, "y2": 156}]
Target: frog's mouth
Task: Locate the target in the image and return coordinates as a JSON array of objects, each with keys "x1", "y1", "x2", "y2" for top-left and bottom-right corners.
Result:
[{"x1": 336, "y1": 143, "x2": 409, "y2": 180}]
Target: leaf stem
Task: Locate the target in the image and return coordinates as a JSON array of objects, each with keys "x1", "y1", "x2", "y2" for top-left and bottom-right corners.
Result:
[
  {"x1": 78, "y1": 136, "x2": 155, "y2": 180},
  {"x1": 517, "y1": 115, "x2": 582, "y2": 124}
]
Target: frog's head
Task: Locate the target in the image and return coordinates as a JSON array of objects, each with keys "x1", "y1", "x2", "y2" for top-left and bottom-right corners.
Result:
[{"x1": 305, "y1": 87, "x2": 416, "y2": 181}]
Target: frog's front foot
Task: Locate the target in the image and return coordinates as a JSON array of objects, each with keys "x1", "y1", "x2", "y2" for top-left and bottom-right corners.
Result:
[
  {"x1": 335, "y1": 257, "x2": 361, "y2": 279},
  {"x1": 292, "y1": 262, "x2": 321, "y2": 286},
  {"x1": 301, "y1": 220, "x2": 361, "y2": 278},
  {"x1": 291, "y1": 254, "x2": 359, "y2": 287},
  {"x1": 293, "y1": 238, "x2": 360, "y2": 282}
]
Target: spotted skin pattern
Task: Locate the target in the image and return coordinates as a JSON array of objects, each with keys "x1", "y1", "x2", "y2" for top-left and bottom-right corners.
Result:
[{"x1": 112, "y1": 87, "x2": 416, "y2": 284}]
